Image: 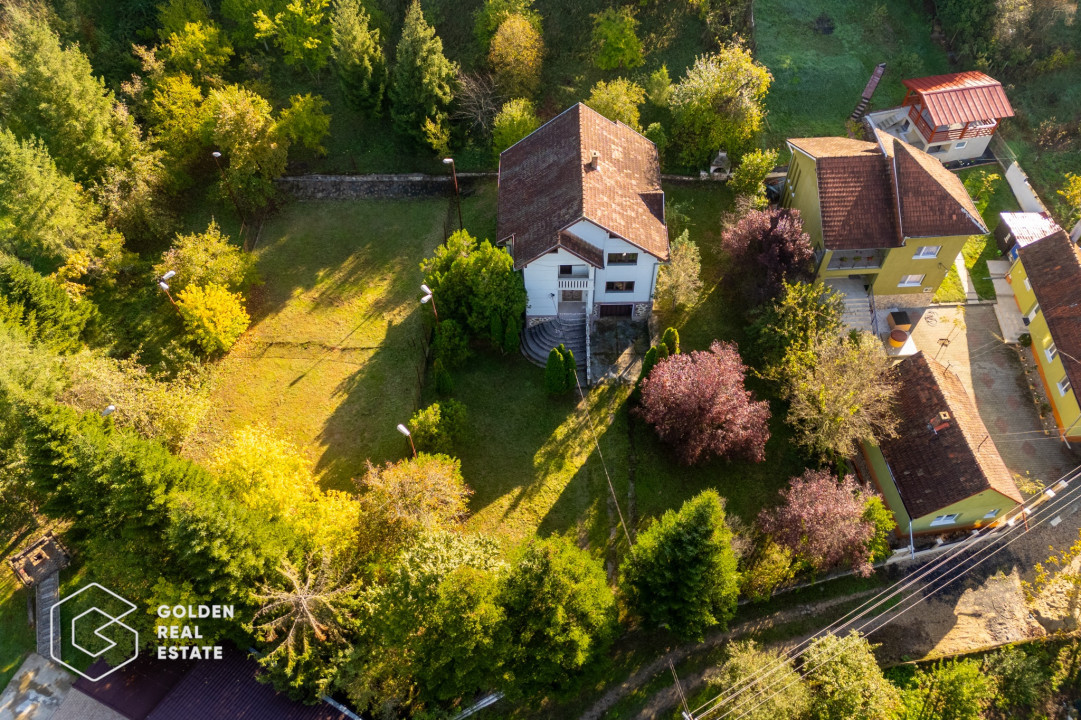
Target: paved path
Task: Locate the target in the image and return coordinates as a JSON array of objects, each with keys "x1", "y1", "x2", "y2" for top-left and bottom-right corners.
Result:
[
  {"x1": 0, "y1": 655, "x2": 73, "y2": 720},
  {"x1": 34, "y1": 574, "x2": 58, "y2": 660}
]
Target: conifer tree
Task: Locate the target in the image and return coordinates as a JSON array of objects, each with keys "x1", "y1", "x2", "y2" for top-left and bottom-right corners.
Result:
[
  {"x1": 389, "y1": 0, "x2": 457, "y2": 142},
  {"x1": 545, "y1": 347, "x2": 567, "y2": 395},
  {"x1": 489, "y1": 313, "x2": 504, "y2": 346},
  {"x1": 332, "y1": 0, "x2": 387, "y2": 111},
  {"x1": 661, "y1": 327, "x2": 680, "y2": 355},
  {"x1": 563, "y1": 347, "x2": 578, "y2": 394},
  {"x1": 502, "y1": 316, "x2": 521, "y2": 354}
]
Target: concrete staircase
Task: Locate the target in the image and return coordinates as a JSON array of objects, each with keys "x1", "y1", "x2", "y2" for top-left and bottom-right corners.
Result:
[
  {"x1": 521, "y1": 315, "x2": 587, "y2": 371},
  {"x1": 826, "y1": 278, "x2": 877, "y2": 335},
  {"x1": 35, "y1": 572, "x2": 59, "y2": 659}
]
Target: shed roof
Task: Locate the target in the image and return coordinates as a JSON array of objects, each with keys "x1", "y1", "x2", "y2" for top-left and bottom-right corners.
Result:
[
  {"x1": 1016, "y1": 225, "x2": 1081, "y2": 398},
  {"x1": 497, "y1": 103, "x2": 669, "y2": 269},
  {"x1": 1000, "y1": 212, "x2": 1063, "y2": 248},
  {"x1": 902, "y1": 71, "x2": 1015, "y2": 127},
  {"x1": 786, "y1": 132, "x2": 985, "y2": 251},
  {"x1": 878, "y1": 352, "x2": 1022, "y2": 521}
]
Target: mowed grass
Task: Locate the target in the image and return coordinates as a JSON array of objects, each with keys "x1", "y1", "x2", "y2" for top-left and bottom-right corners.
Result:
[
  {"x1": 186, "y1": 195, "x2": 454, "y2": 491},
  {"x1": 756, "y1": 0, "x2": 949, "y2": 147},
  {"x1": 0, "y1": 553, "x2": 34, "y2": 691}
]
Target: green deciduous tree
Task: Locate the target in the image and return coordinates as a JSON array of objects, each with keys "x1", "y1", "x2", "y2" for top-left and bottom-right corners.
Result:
[
  {"x1": 254, "y1": 0, "x2": 334, "y2": 71},
  {"x1": 620, "y1": 490, "x2": 739, "y2": 639},
  {"x1": 863, "y1": 496, "x2": 896, "y2": 563},
  {"x1": 204, "y1": 84, "x2": 289, "y2": 210},
  {"x1": 1061, "y1": 172, "x2": 1081, "y2": 226},
  {"x1": 748, "y1": 280, "x2": 844, "y2": 382},
  {"x1": 0, "y1": 129, "x2": 123, "y2": 277},
  {"x1": 147, "y1": 73, "x2": 210, "y2": 186},
  {"x1": 729, "y1": 148, "x2": 779, "y2": 203},
  {"x1": 901, "y1": 658, "x2": 995, "y2": 720},
  {"x1": 591, "y1": 7, "x2": 644, "y2": 70},
  {"x1": 740, "y1": 538, "x2": 795, "y2": 602},
  {"x1": 489, "y1": 13, "x2": 543, "y2": 97},
  {"x1": 708, "y1": 641, "x2": 810, "y2": 720},
  {"x1": 474, "y1": 0, "x2": 541, "y2": 51},
  {"x1": 493, "y1": 98, "x2": 540, "y2": 155},
  {"x1": 155, "y1": 220, "x2": 258, "y2": 293},
  {"x1": 176, "y1": 282, "x2": 251, "y2": 355},
  {"x1": 784, "y1": 332, "x2": 899, "y2": 462},
  {"x1": 655, "y1": 230, "x2": 702, "y2": 310},
  {"x1": 805, "y1": 632, "x2": 903, "y2": 720},
  {"x1": 407, "y1": 400, "x2": 467, "y2": 454},
  {"x1": 585, "y1": 78, "x2": 646, "y2": 130},
  {"x1": 389, "y1": 0, "x2": 457, "y2": 142},
  {"x1": 331, "y1": 0, "x2": 386, "y2": 111},
  {"x1": 160, "y1": 20, "x2": 234, "y2": 80},
  {"x1": 645, "y1": 65, "x2": 672, "y2": 107},
  {"x1": 277, "y1": 93, "x2": 332, "y2": 154},
  {"x1": 496, "y1": 537, "x2": 617, "y2": 698},
  {"x1": 670, "y1": 46, "x2": 772, "y2": 165}
]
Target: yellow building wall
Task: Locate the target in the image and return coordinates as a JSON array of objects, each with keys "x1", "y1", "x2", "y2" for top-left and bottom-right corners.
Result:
[
  {"x1": 1008, "y1": 257, "x2": 1081, "y2": 439},
  {"x1": 783, "y1": 148, "x2": 823, "y2": 250}
]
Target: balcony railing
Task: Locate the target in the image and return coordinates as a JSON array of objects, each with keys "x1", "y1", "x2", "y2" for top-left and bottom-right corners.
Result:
[
  {"x1": 558, "y1": 278, "x2": 589, "y2": 290},
  {"x1": 827, "y1": 250, "x2": 886, "y2": 271}
]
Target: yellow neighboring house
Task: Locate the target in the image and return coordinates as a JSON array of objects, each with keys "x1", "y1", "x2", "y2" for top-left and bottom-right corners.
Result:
[
  {"x1": 1004, "y1": 213, "x2": 1081, "y2": 441},
  {"x1": 783, "y1": 130, "x2": 987, "y2": 302}
]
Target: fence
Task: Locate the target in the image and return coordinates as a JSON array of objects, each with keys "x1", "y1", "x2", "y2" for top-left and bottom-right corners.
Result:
[{"x1": 990, "y1": 136, "x2": 1049, "y2": 215}]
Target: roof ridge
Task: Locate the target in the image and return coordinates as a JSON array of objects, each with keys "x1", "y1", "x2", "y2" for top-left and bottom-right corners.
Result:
[{"x1": 892, "y1": 139, "x2": 987, "y2": 236}]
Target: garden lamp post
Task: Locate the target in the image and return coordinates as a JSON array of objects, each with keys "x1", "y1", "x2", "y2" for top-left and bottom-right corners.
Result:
[
  {"x1": 442, "y1": 157, "x2": 463, "y2": 231},
  {"x1": 156, "y1": 270, "x2": 183, "y2": 317},
  {"x1": 211, "y1": 151, "x2": 246, "y2": 226},
  {"x1": 420, "y1": 284, "x2": 438, "y2": 322},
  {"x1": 396, "y1": 423, "x2": 417, "y2": 458},
  {"x1": 102, "y1": 405, "x2": 116, "y2": 418}
]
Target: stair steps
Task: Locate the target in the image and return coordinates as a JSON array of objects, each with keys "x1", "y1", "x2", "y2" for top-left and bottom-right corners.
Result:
[{"x1": 521, "y1": 315, "x2": 587, "y2": 370}]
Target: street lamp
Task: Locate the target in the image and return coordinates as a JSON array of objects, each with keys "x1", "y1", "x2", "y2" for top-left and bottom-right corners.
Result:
[
  {"x1": 211, "y1": 150, "x2": 246, "y2": 226},
  {"x1": 102, "y1": 405, "x2": 116, "y2": 417},
  {"x1": 156, "y1": 270, "x2": 182, "y2": 317},
  {"x1": 420, "y1": 283, "x2": 438, "y2": 322},
  {"x1": 442, "y1": 157, "x2": 463, "y2": 231},
  {"x1": 396, "y1": 423, "x2": 417, "y2": 458}
]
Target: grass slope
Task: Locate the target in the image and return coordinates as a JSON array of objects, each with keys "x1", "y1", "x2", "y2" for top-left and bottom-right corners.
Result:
[{"x1": 0, "y1": 562, "x2": 34, "y2": 691}]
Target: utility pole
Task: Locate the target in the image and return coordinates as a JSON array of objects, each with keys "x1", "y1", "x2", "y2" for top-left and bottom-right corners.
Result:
[
  {"x1": 670, "y1": 659, "x2": 694, "y2": 720},
  {"x1": 443, "y1": 157, "x2": 463, "y2": 231}
]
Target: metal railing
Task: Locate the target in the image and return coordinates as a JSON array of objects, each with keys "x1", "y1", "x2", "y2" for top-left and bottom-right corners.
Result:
[
  {"x1": 869, "y1": 286, "x2": 880, "y2": 337},
  {"x1": 557, "y1": 278, "x2": 589, "y2": 290}
]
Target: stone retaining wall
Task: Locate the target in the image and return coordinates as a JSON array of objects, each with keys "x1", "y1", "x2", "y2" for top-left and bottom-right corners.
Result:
[{"x1": 275, "y1": 172, "x2": 495, "y2": 201}]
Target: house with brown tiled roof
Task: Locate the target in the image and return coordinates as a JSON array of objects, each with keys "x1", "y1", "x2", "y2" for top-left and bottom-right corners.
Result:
[
  {"x1": 858, "y1": 351, "x2": 1023, "y2": 536},
  {"x1": 782, "y1": 130, "x2": 986, "y2": 304},
  {"x1": 1004, "y1": 217, "x2": 1081, "y2": 441},
  {"x1": 498, "y1": 103, "x2": 669, "y2": 327},
  {"x1": 866, "y1": 71, "x2": 1014, "y2": 163}
]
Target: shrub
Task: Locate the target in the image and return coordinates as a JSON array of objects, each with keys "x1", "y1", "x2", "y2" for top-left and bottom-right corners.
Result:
[
  {"x1": 901, "y1": 658, "x2": 995, "y2": 720},
  {"x1": 982, "y1": 646, "x2": 1049, "y2": 711},
  {"x1": 644, "y1": 65, "x2": 671, "y2": 107},
  {"x1": 0, "y1": 255, "x2": 96, "y2": 353},
  {"x1": 502, "y1": 315, "x2": 521, "y2": 354},
  {"x1": 357, "y1": 454, "x2": 473, "y2": 546},
  {"x1": 546, "y1": 346, "x2": 568, "y2": 395},
  {"x1": 176, "y1": 282, "x2": 250, "y2": 355},
  {"x1": 804, "y1": 633, "x2": 902, "y2": 720},
  {"x1": 432, "y1": 318, "x2": 470, "y2": 369},
  {"x1": 433, "y1": 358, "x2": 453, "y2": 394},
  {"x1": 728, "y1": 148, "x2": 779, "y2": 201},
  {"x1": 740, "y1": 539, "x2": 794, "y2": 602},
  {"x1": 661, "y1": 327, "x2": 680, "y2": 356},
  {"x1": 562, "y1": 344, "x2": 578, "y2": 394},
  {"x1": 655, "y1": 230, "x2": 701, "y2": 309},
  {"x1": 591, "y1": 8, "x2": 644, "y2": 70},
  {"x1": 408, "y1": 400, "x2": 467, "y2": 454},
  {"x1": 584, "y1": 78, "x2": 645, "y2": 130},
  {"x1": 863, "y1": 496, "x2": 895, "y2": 563},
  {"x1": 488, "y1": 14, "x2": 543, "y2": 98},
  {"x1": 637, "y1": 340, "x2": 770, "y2": 464},
  {"x1": 154, "y1": 220, "x2": 257, "y2": 293},
  {"x1": 620, "y1": 490, "x2": 739, "y2": 640},
  {"x1": 643, "y1": 122, "x2": 668, "y2": 154},
  {"x1": 492, "y1": 98, "x2": 539, "y2": 155}
]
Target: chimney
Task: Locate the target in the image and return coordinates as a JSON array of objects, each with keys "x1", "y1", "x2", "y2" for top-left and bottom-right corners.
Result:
[
  {"x1": 929, "y1": 411, "x2": 950, "y2": 434},
  {"x1": 589, "y1": 150, "x2": 600, "y2": 170}
]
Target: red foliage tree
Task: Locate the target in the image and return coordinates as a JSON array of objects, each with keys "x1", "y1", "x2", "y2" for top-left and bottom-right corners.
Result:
[
  {"x1": 721, "y1": 208, "x2": 814, "y2": 303},
  {"x1": 637, "y1": 341, "x2": 771, "y2": 465},
  {"x1": 758, "y1": 470, "x2": 877, "y2": 577}
]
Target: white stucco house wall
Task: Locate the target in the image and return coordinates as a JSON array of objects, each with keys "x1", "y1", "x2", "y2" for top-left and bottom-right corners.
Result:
[{"x1": 496, "y1": 103, "x2": 671, "y2": 324}]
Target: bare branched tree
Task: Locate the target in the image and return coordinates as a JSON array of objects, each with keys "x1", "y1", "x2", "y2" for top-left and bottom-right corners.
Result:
[{"x1": 453, "y1": 71, "x2": 501, "y2": 139}]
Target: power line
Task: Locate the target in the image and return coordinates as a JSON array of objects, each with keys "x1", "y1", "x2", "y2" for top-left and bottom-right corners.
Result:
[{"x1": 692, "y1": 465, "x2": 1081, "y2": 720}]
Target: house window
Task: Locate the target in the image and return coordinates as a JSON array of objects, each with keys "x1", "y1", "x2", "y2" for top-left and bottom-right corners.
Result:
[
  {"x1": 913, "y1": 246, "x2": 941, "y2": 259},
  {"x1": 898, "y1": 274, "x2": 925, "y2": 287},
  {"x1": 930, "y1": 513, "x2": 961, "y2": 527},
  {"x1": 983, "y1": 508, "x2": 1000, "y2": 519},
  {"x1": 1046, "y1": 341, "x2": 1058, "y2": 363},
  {"x1": 955, "y1": 141, "x2": 968, "y2": 149},
  {"x1": 1059, "y1": 376, "x2": 1072, "y2": 396},
  {"x1": 1024, "y1": 277, "x2": 1031, "y2": 291},
  {"x1": 559, "y1": 265, "x2": 573, "y2": 276},
  {"x1": 1027, "y1": 302, "x2": 1041, "y2": 321},
  {"x1": 607, "y1": 252, "x2": 638, "y2": 266},
  {"x1": 605, "y1": 281, "x2": 635, "y2": 293}
]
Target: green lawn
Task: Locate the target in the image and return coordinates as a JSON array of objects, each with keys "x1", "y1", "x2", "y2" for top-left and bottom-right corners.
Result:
[
  {"x1": 186, "y1": 193, "x2": 469, "y2": 490},
  {"x1": 0, "y1": 554, "x2": 34, "y2": 691},
  {"x1": 755, "y1": 0, "x2": 949, "y2": 148}
]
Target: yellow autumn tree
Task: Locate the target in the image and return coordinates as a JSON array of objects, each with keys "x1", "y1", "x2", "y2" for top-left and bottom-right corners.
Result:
[
  {"x1": 488, "y1": 13, "x2": 543, "y2": 98},
  {"x1": 176, "y1": 281, "x2": 250, "y2": 354}
]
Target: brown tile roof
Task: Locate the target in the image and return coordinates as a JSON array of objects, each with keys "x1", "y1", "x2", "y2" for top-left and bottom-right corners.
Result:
[
  {"x1": 787, "y1": 133, "x2": 985, "y2": 251},
  {"x1": 1000, "y1": 212, "x2": 1062, "y2": 247},
  {"x1": 498, "y1": 103, "x2": 669, "y2": 269},
  {"x1": 1016, "y1": 226, "x2": 1081, "y2": 395},
  {"x1": 879, "y1": 352, "x2": 1022, "y2": 521},
  {"x1": 902, "y1": 71, "x2": 1014, "y2": 127}
]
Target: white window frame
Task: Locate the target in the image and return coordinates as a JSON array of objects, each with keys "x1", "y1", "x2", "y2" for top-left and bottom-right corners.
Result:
[
  {"x1": 1024, "y1": 277, "x2": 1031, "y2": 291},
  {"x1": 955, "y1": 140, "x2": 968, "y2": 150},
  {"x1": 1059, "y1": 376, "x2": 1072, "y2": 396},
  {"x1": 1047, "y1": 341, "x2": 1059, "y2": 363},
  {"x1": 1027, "y1": 303, "x2": 1041, "y2": 321},
  {"x1": 913, "y1": 246, "x2": 941, "y2": 259},
  {"x1": 983, "y1": 508, "x2": 1000, "y2": 519},
  {"x1": 898, "y1": 274, "x2": 925, "y2": 288},
  {"x1": 930, "y1": 513, "x2": 961, "y2": 527}
]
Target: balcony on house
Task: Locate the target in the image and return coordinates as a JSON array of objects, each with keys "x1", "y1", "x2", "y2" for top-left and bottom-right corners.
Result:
[
  {"x1": 557, "y1": 263, "x2": 590, "y2": 290},
  {"x1": 826, "y1": 249, "x2": 887, "y2": 271}
]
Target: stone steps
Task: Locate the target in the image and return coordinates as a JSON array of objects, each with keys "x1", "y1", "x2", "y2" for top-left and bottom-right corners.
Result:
[
  {"x1": 35, "y1": 572, "x2": 59, "y2": 658},
  {"x1": 521, "y1": 316, "x2": 587, "y2": 370}
]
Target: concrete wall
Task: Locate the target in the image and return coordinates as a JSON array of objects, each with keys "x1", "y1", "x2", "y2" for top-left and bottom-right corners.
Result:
[
  {"x1": 1003, "y1": 163, "x2": 1049, "y2": 214},
  {"x1": 923, "y1": 134, "x2": 993, "y2": 164},
  {"x1": 275, "y1": 173, "x2": 491, "y2": 200}
]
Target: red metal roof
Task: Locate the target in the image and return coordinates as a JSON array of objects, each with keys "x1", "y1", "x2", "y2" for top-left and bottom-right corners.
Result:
[{"x1": 902, "y1": 71, "x2": 1014, "y2": 127}]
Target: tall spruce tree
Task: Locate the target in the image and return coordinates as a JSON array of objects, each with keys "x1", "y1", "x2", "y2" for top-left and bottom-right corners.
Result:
[
  {"x1": 389, "y1": 0, "x2": 457, "y2": 141},
  {"x1": 545, "y1": 347, "x2": 567, "y2": 395},
  {"x1": 332, "y1": 0, "x2": 387, "y2": 111}
]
